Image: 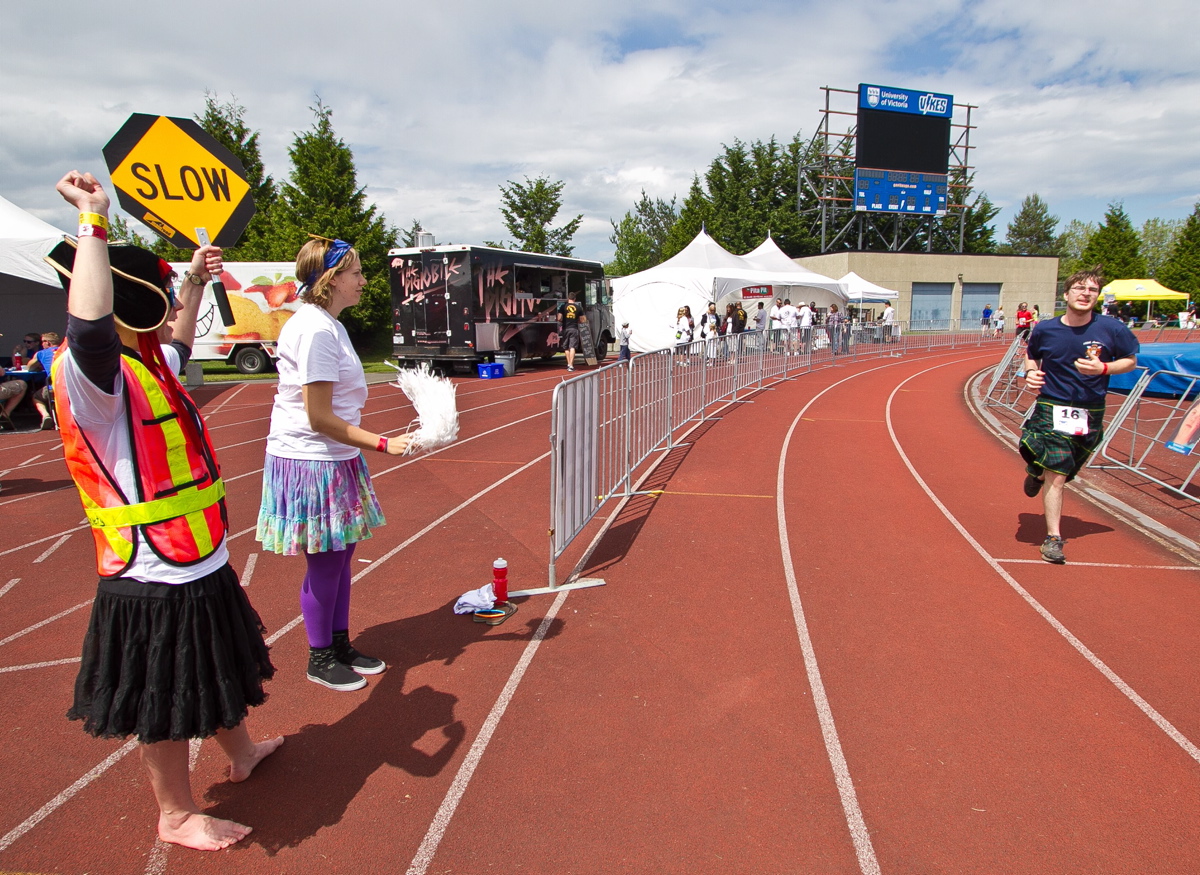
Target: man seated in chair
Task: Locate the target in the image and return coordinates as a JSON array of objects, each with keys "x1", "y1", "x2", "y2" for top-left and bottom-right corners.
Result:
[{"x1": 28, "y1": 331, "x2": 61, "y2": 430}]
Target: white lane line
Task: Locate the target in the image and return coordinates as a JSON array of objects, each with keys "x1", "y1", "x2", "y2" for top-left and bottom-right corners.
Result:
[
  {"x1": 0, "y1": 578, "x2": 18, "y2": 599},
  {"x1": 0, "y1": 600, "x2": 92, "y2": 648},
  {"x1": 997, "y1": 558, "x2": 1200, "y2": 570},
  {"x1": 241, "y1": 552, "x2": 258, "y2": 587},
  {"x1": 778, "y1": 368, "x2": 888, "y2": 875},
  {"x1": 204, "y1": 381, "x2": 249, "y2": 417},
  {"x1": 885, "y1": 363, "x2": 1200, "y2": 767},
  {"x1": 0, "y1": 657, "x2": 81, "y2": 673},
  {"x1": 33, "y1": 533, "x2": 72, "y2": 564},
  {"x1": 0, "y1": 738, "x2": 139, "y2": 852},
  {"x1": 0, "y1": 524, "x2": 88, "y2": 558},
  {"x1": 406, "y1": 590, "x2": 569, "y2": 875}
]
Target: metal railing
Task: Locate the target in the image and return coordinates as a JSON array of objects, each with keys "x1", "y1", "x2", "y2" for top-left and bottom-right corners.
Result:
[{"x1": 548, "y1": 322, "x2": 1006, "y2": 585}]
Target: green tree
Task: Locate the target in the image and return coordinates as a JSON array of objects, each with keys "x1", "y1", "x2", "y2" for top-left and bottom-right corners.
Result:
[
  {"x1": 1139, "y1": 217, "x2": 1183, "y2": 278},
  {"x1": 958, "y1": 190, "x2": 1000, "y2": 254},
  {"x1": 492, "y1": 176, "x2": 582, "y2": 256},
  {"x1": 1057, "y1": 218, "x2": 1098, "y2": 279},
  {"x1": 661, "y1": 176, "x2": 712, "y2": 259},
  {"x1": 1158, "y1": 203, "x2": 1200, "y2": 302},
  {"x1": 1004, "y1": 194, "x2": 1060, "y2": 255},
  {"x1": 108, "y1": 212, "x2": 153, "y2": 248},
  {"x1": 399, "y1": 219, "x2": 426, "y2": 248},
  {"x1": 265, "y1": 98, "x2": 398, "y2": 342},
  {"x1": 606, "y1": 190, "x2": 678, "y2": 275},
  {"x1": 1080, "y1": 202, "x2": 1147, "y2": 280}
]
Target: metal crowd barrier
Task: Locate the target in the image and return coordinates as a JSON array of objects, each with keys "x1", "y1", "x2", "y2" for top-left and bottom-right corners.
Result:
[
  {"x1": 1091, "y1": 368, "x2": 1200, "y2": 501},
  {"x1": 547, "y1": 321, "x2": 1005, "y2": 586}
]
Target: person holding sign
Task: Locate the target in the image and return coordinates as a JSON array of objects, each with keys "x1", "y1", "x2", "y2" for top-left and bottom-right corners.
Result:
[
  {"x1": 257, "y1": 237, "x2": 412, "y2": 692},
  {"x1": 48, "y1": 171, "x2": 280, "y2": 852},
  {"x1": 1019, "y1": 267, "x2": 1138, "y2": 564}
]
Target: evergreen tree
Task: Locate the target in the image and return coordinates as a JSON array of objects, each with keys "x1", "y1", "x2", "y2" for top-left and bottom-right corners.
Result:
[
  {"x1": 492, "y1": 176, "x2": 582, "y2": 255},
  {"x1": 1057, "y1": 219, "x2": 1097, "y2": 279},
  {"x1": 400, "y1": 219, "x2": 425, "y2": 248},
  {"x1": 1159, "y1": 203, "x2": 1200, "y2": 301},
  {"x1": 1004, "y1": 194, "x2": 1060, "y2": 255},
  {"x1": 958, "y1": 190, "x2": 1000, "y2": 254},
  {"x1": 661, "y1": 176, "x2": 711, "y2": 259},
  {"x1": 1139, "y1": 217, "x2": 1183, "y2": 278},
  {"x1": 1080, "y1": 202, "x2": 1147, "y2": 280},
  {"x1": 266, "y1": 98, "x2": 398, "y2": 342},
  {"x1": 606, "y1": 212, "x2": 655, "y2": 276},
  {"x1": 108, "y1": 212, "x2": 153, "y2": 248}
]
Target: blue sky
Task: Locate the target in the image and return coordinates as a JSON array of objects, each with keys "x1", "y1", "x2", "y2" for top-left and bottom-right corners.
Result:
[{"x1": 2, "y1": 0, "x2": 1196, "y2": 263}]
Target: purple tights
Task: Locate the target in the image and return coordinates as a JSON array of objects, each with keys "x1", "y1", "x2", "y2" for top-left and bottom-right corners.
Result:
[{"x1": 301, "y1": 543, "x2": 356, "y2": 648}]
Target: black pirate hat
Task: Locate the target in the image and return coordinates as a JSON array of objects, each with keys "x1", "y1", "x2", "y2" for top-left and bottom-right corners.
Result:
[{"x1": 44, "y1": 238, "x2": 175, "y2": 332}]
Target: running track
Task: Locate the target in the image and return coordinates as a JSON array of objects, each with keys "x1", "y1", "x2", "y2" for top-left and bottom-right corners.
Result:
[{"x1": 1, "y1": 347, "x2": 1198, "y2": 874}]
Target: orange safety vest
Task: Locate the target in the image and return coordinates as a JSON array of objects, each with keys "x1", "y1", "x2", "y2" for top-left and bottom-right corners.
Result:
[{"x1": 52, "y1": 347, "x2": 227, "y2": 578}]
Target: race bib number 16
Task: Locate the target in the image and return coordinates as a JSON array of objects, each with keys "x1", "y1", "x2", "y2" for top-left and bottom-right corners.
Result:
[{"x1": 1052, "y1": 405, "x2": 1089, "y2": 436}]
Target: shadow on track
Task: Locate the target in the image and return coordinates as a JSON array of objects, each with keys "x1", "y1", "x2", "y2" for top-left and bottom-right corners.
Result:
[{"x1": 202, "y1": 599, "x2": 564, "y2": 854}]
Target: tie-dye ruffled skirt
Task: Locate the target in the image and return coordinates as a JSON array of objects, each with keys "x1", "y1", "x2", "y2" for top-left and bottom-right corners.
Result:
[{"x1": 256, "y1": 452, "x2": 385, "y2": 555}]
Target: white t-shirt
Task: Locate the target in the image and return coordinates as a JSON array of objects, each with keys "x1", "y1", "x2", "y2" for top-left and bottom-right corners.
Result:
[
  {"x1": 769, "y1": 304, "x2": 782, "y2": 328},
  {"x1": 798, "y1": 305, "x2": 813, "y2": 328},
  {"x1": 882, "y1": 305, "x2": 895, "y2": 324},
  {"x1": 267, "y1": 303, "x2": 367, "y2": 461},
  {"x1": 57, "y1": 344, "x2": 229, "y2": 584},
  {"x1": 779, "y1": 305, "x2": 800, "y2": 329}
]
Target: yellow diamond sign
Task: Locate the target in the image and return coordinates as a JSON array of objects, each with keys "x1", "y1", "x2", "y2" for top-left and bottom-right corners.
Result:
[{"x1": 104, "y1": 114, "x2": 256, "y2": 249}]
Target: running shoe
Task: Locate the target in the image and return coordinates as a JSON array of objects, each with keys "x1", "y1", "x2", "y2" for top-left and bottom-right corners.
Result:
[{"x1": 1040, "y1": 536, "x2": 1066, "y2": 564}]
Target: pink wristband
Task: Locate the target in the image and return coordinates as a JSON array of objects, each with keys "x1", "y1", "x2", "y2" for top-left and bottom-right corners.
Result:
[
  {"x1": 377, "y1": 436, "x2": 389, "y2": 453},
  {"x1": 1101, "y1": 361, "x2": 1109, "y2": 375},
  {"x1": 78, "y1": 224, "x2": 108, "y2": 242}
]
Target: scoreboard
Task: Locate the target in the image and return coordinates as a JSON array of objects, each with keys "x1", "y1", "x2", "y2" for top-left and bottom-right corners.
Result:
[{"x1": 854, "y1": 84, "x2": 953, "y2": 216}]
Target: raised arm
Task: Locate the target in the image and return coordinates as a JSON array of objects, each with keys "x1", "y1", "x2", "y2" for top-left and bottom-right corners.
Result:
[
  {"x1": 56, "y1": 171, "x2": 112, "y2": 320},
  {"x1": 168, "y1": 246, "x2": 223, "y2": 350}
]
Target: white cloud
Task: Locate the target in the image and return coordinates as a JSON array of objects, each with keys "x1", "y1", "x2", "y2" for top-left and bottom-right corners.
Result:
[{"x1": 2, "y1": 0, "x2": 1197, "y2": 258}]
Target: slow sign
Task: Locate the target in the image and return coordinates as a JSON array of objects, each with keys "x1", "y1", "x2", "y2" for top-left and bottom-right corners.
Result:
[{"x1": 103, "y1": 114, "x2": 255, "y2": 250}]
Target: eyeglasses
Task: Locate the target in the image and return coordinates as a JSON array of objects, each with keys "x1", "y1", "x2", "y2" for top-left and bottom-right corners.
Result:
[{"x1": 1069, "y1": 285, "x2": 1100, "y2": 295}]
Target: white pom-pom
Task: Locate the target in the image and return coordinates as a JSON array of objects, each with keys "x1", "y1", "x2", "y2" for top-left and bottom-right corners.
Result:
[{"x1": 390, "y1": 362, "x2": 460, "y2": 454}]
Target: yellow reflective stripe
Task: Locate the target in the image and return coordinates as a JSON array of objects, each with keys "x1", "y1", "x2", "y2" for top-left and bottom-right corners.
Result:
[
  {"x1": 185, "y1": 508, "x2": 215, "y2": 555},
  {"x1": 85, "y1": 479, "x2": 225, "y2": 529},
  {"x1": 126, "y1": 358, "x2": 193, "y2": 487}
]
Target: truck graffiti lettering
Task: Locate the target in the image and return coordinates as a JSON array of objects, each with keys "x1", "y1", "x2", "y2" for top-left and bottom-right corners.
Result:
[
  {"x1": 394, "y1": 255, "x2": 464, "y2": 301},
  {"x1": 477, "y1": 260, "x2": 543, "y2": 320}
]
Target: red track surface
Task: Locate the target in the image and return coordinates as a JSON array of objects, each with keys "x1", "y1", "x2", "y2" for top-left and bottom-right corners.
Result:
[{"x1": 2, "y1": 349, "x2": 1198, "y2": 874}]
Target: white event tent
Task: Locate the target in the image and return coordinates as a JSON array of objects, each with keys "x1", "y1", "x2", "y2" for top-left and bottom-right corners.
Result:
[
  {"x1": 0, "y1": 194, "x2": 68, "y2": 356},
  {"x1": 838, "y1": 271, "x2": 899, "y2": 304},
  {"x1": 612, "y1": 230, "x2": 845, "y2": 353}
]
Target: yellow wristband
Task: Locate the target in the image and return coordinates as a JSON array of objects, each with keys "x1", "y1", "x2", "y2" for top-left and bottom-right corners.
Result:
[{"x1": 79, "y1": 212, "x2": 109, "y2": 231}]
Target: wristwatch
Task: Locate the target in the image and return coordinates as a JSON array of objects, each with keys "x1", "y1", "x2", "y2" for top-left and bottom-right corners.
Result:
[{"x1": 183, "y1": 271, "x2": 206, "y2": 286}]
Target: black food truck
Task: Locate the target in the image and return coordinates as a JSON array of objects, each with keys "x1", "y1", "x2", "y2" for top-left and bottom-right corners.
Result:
[{"x1": 389, "y1": 245, "x2": 613, "y2": 372}]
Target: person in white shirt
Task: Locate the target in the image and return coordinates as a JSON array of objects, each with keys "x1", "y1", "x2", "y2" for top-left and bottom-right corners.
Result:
[
  {"x1": 257, "y1": 237, "x2": 413, "y2": 693},
  {"x1": 882, "y1": 302, "x2": 896, "y2": 343},
  {"x1": 778, "y1": 299, "x2": 800, "y2": 354},
  {"x1": 797, "y1": 301, "x2": 815, "y2": 353}
]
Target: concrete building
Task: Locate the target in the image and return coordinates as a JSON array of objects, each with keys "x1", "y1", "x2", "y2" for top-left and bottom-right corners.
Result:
[{"x1": 797, "y1": 251, "x2": 1060, "y2": 327}]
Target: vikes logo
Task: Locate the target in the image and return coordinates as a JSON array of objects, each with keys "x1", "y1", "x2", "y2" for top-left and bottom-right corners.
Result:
[{"x1": 919, "y1": 93, "x2": 949, "y2": 115}]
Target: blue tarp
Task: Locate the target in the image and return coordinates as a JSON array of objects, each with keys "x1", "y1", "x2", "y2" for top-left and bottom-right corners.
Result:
[{"x1": 1108, "y1": 343, "x2": 1200, "y2": 398}]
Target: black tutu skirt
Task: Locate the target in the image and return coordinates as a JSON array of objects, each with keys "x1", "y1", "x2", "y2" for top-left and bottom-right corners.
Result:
[{"x1": 68, "y1": 563, "x2": 276, "y2": 745}]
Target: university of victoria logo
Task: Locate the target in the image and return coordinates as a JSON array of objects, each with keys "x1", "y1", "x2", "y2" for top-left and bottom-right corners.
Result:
[{"x1": 867, "y1": 87, "x2": 880, "y2": 107}]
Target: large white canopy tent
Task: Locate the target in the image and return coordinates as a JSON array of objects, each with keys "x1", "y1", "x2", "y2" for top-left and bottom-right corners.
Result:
[
  {"x1": 612, "y1": 230, "x2": 846, "y2": 353},
  {"x1": 839, "y1": 271, "x2": 900, "y2": 304},
  {"x1": 0, "y1": 194, "x2": 68, "y2": 358}
]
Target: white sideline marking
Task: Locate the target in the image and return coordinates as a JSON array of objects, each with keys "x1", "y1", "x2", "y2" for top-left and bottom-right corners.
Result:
[
  {"x1": 997, "y1": 558, "x2": 1200, "y2": 570},
  {"x1": 778, "y1": 368, "x2": 888, "y2": 875},
  {"x1": 0, "y1": 600, "x2": 91, "y2": 647},
  {"x1": 406, "y1": 591, "x2": 569, "y2": 875},
  {"x1": 34, "y1": 533, "x2": 71, "y2": 563},
  {"x1": 0, "y1": 738, "x2": 139, "y2": 852},
  {"x1": 0, "y1": 578, "x2": 18, "y2": 599},
  {"x1": 886, "y1": 364, "x2": 1200, "y2": 767},
  {"x1": 241, "y1": 552, "x2": 258, "y2": 587},
  {"x1": 0, "y1": 657, "x2": 80, "y2": 673}
]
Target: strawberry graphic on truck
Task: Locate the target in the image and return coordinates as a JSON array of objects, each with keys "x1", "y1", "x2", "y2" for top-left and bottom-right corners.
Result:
[{"x1": 172, "y1": 262, "x2": 301, "y2": 373}]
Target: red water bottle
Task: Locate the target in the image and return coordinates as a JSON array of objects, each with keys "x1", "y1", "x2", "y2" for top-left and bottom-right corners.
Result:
[
  {"x1": 492, "y1": 558, "x2": 508, "y2": 603},
  {"x1": 12, "y1": 353, "x2": 20, "y2": 369}
]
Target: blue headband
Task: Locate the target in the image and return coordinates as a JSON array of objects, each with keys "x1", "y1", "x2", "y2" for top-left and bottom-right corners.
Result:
[{"x1": 306, "y1": 239, "x2": 353, "y2": 288}]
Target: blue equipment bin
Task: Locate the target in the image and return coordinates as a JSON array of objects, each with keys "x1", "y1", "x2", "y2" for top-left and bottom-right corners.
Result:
[{"x1": 477, "y1": 363, "x2": 504, "y2": 379}]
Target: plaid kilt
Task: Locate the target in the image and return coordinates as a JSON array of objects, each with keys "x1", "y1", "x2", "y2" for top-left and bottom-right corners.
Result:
[{"x1": 1019, "y1": 399, "x2": 1105, "y2": 481}]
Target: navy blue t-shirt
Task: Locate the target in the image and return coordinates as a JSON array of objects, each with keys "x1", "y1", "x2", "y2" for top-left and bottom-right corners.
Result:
[{"x1": 1026, "y1": 314, "x2": 1139, "y2": 406}]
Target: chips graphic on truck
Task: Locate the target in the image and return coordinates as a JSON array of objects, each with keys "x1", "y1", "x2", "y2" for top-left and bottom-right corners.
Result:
[
  {"x1": 171, "y1": 262, "x2": 300, "y2": 373},
  {"x1": 389, "y1": 244, "x2": 613, "y2": 372}
]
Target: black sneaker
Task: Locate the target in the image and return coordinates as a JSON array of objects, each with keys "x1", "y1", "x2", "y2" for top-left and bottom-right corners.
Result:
[
  {"x1": 331, "y1": 630, "x2": 385, "y2": 675},
  {"x1": 1023, "y1": 473, "x2": 1044, "y2": 497},
  {"x1": 40, "y1": 417, "x2": 55, "y2": 431},
  {"x1": 307, "y1": 646, "x2": 368, "y2": 691},
  {"x1": 1040, "y1": 536, "x2": 1066, "y2": 564}
]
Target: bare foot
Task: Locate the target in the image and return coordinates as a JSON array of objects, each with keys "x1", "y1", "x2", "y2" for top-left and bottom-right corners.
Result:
[
  {"x1": 228, "y1": 735, "x2": 284, "y2": 783},
  {"x1": 159, "y1": 811, "x2": 252, "y2": 851}
]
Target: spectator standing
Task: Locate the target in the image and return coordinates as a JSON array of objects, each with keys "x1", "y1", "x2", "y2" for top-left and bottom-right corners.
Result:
[
  {"x1": 674, "y1": 306, "x2": 694, "y2": 365},
  {"x1": 981, "y1": 304, "x2": 993, "y2": 336},
  {"x1": 993, "y1": 306, "x2": 1006, "y2": 337},
  {"x1": 48, "y1": 170, "x2": 280, "y2": 851},
  {"x1": 882, "y1": 301, "x2": 896, "y2": 343},
  {"x1": 1019, "y1": 266, "x2": 1138, "y2": 564},
  {"x1": 826, "y1": 303, "x2": 848, "y2": 355},
  {"x1": 257, "y1": 237, "x2": 413, "y2": 692},
  {"x1": 617, "y1": 321, "x2": 632, "y2": 361},
  {"x1": 778, "y1": 298, "x2": 800, "y2": 354},
  {"x1": 1016, "y1": 303, "x2": 1033, "y2": 340},
  {"x1": 797, "y1": 300, "x2": 814, "y2": 353}
]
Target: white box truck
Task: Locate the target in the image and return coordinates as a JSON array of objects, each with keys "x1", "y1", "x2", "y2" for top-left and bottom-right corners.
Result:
[{"x1": 170, "y1": 262, "x2": 300, "y2": 373}]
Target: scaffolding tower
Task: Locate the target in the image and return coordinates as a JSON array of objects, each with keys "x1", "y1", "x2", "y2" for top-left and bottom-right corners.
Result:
[{"x1": 800, "y1": 86, "x2": 976, "y2": 254}]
